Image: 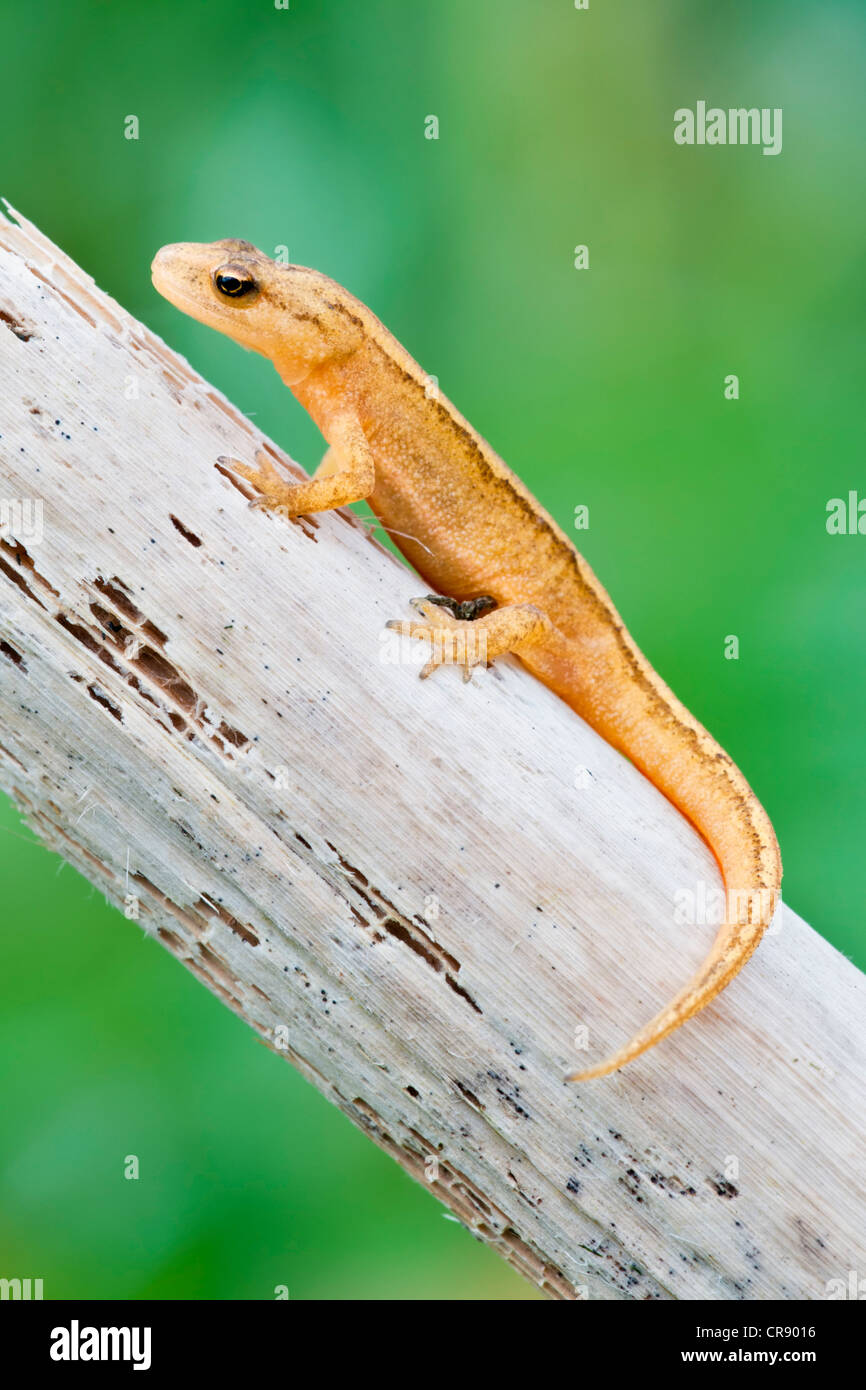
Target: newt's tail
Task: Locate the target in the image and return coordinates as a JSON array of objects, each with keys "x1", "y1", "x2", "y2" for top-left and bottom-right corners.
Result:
[
  {"x1": 559, "y1": 611, "x2": 782, "y2": 1081},
  {"x1": 567, "y1": 889, "x2": 777, "y2": 1081},
  {"x1": 568, "y1": 791, "x2": 780, "y2": 1080}
]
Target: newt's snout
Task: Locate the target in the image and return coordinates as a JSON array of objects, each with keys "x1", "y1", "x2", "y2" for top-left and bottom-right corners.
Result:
[{"x1": 150, "y1": 243, "x2": 195, "y2": 305}]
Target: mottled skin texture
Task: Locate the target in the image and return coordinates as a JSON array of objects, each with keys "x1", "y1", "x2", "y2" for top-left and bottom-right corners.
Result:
[{"x1": 152, "y1": 239, "x2": 782, "y2": 1080}]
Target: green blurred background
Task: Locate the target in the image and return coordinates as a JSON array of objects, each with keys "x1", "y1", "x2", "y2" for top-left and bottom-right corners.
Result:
[{"x1": 1, "y1": 0, "x2": 863, "y2": 1300}]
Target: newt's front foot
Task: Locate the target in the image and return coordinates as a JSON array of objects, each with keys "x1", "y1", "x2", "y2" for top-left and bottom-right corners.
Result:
[
  {"x1": 386, "y1": 595, "x2": 552, "y2": 682},
  {"x1": 219, "y1": 416, "x2": 374, "y2": 517},
  {"x1": 219, "y1": 450, "x2": 299, "y2": 514}
]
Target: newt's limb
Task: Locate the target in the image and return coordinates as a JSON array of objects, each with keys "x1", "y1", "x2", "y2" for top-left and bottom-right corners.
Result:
[
  {"x1": 387, "y1": 596, "x2": 554, "y2": 681},
  {"x1": 313, "y1": 444, "x2": 340, "y2": 479},
  {"x1": 224, "y1": 413, "x2": 374, "y2": 516}
]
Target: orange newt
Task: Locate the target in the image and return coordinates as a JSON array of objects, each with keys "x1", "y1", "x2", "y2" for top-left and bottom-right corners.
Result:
[{"x1": 152, "y1": 238, "x2": 782, "y2": 1080}]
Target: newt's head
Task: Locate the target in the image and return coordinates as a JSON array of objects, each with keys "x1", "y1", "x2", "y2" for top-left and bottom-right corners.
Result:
[{"x1": 151, "y1": 239, "x2": 363, "y2": 385}]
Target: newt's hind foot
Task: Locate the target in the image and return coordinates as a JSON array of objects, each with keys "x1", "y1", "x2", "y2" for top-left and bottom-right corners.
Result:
[{"x1": 386, "y1": 595, "x2": 552, "y2": 682}]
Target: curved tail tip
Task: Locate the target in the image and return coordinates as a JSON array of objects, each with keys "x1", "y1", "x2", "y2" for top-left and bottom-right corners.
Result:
[
  {"x1": 565, "y1": 1039, "x2": 646, "y2": 1081},
  {"x1": 564, "y1": 1059, "x2": 622, "y2": 1083}
]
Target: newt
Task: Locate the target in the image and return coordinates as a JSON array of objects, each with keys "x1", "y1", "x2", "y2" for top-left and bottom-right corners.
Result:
[{"x1": 151, "y1": 238, "x2": 782, "y2": 1080}]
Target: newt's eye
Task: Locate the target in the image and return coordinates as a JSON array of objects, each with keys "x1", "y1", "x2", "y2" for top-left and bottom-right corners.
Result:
[{"x1": 214, "y1": 267, "x2": 257, "y2": 299}]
